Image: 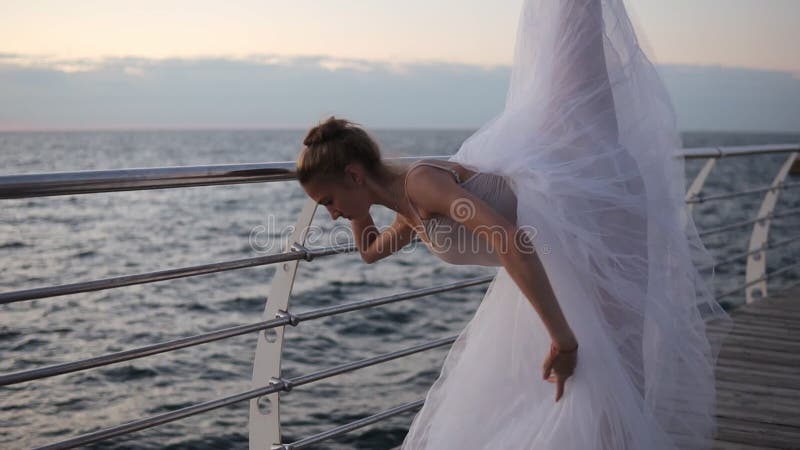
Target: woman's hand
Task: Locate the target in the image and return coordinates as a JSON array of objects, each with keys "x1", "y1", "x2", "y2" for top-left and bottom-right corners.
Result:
[
  {"x1": 349, "y1": 213, "x2": 378, "y2": 249},
  {"x1": 542, "y1": 340, "x2": 578, "y2": 402}
]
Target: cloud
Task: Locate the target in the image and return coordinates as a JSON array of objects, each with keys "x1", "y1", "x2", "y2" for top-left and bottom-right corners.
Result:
[
  {"x1": 656, "y1": 64, "x2": 800, "y2": 132},
  {"x1": 0, "y1": 54, "x2": 797, "y2": 132},
  {"x1": 0, "y1": 54, "x2": 510, "y2": 130}
]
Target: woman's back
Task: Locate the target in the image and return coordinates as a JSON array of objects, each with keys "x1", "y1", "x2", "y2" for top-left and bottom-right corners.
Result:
[{"x1": 402, "y1": 161, "x2": 518, "y2": 266}]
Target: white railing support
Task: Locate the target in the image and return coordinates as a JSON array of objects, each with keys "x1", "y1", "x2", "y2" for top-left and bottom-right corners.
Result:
[
  {"x1": 249, "y1": 198, "x2": 319, "y2": 449},
  {"x1": 745, "y1": 152, "x2": 799, "y2": 303},
  {"x1": 685, "y1": 157, "x2": 718, "y2": 213}
]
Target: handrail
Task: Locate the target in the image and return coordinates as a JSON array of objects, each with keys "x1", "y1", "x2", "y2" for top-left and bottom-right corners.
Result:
[
  {"x1": 34, "y1": 335, "x2": 459, "y2": 450},
  {"x1": 717, "y1": 260, "x2": 800, "y2": 299},
  {"x1": 0, "y1": 276, "x2": 492, "y2": 386},
  {"x1": 275, "y1": 400, "x2": 425, "y2": 450},
  {"x1": 0, "y1": 242, "x2": 354, "y2": 305},
  {"x1": 686, "y1": 180, "x2": 800, "y2": 204},
  {"x1": 699, "y1": 234, "x2": 800, "y2": 270},
  {"x1": 0, "y1": 161, "x2": 295, "y2": 199},
  {"x1": 1, "y1": 143, "x2": 798, "y2": 200},
  {"x1": 678, "y1": 143, "x2": 800, "y2": 159},
  {"x1": 772, "y1": 278, "x2": 800, "y2": 296},
  {"x1": 0, "y1": 156, "x2": 445, "y2": 199},
  {"x1": 698, "y1": 207, "x2": 800, "y2": 237}
]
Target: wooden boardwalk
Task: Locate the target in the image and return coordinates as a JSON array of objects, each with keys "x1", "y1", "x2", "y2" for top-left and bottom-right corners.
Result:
[{"x1": 709, "y1": 291, "x2": 800, "y2": 449}]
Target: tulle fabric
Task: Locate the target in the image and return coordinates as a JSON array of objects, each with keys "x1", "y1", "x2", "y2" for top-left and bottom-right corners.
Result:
[{"x1": 400, "y1": 0, "x2": 733, "y2": 448}]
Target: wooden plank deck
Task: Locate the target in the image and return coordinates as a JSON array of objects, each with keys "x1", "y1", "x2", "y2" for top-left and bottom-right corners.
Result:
[{"x1": 709, "y1": 291, "x2": 800, "y2": 449}]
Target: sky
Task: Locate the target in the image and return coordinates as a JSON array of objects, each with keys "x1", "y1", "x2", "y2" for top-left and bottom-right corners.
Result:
[{"x1": 1, "y1": 0, "x2": 798, "y2": 132}]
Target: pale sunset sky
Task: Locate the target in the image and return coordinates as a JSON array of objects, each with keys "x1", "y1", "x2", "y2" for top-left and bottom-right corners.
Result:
[{"x1": 1, "y1": 0, "x2": 798, "y2": 131}]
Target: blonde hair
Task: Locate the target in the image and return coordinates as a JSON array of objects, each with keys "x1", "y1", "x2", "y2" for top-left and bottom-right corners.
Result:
[{"x1": 296, "y1": 116, "x2": 401, "y2": 184}]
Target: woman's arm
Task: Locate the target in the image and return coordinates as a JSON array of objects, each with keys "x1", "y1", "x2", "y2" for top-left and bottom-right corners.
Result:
[
  {"x1": 350, "y1": 213, "x2": 417, "y2": 264},
  {"x1": 405, "y1": 167, "x2": 578, "y2": 349}
]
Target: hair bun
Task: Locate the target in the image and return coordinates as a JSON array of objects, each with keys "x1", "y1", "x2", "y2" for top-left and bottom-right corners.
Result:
[{"x1": 303, "y1": 116, "x2": 351, "y2": 146}]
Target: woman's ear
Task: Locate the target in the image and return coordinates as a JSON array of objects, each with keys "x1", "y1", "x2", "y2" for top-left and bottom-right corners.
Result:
[{"x1": 344, "y1": 163, "x2": 364, "y2": 186}]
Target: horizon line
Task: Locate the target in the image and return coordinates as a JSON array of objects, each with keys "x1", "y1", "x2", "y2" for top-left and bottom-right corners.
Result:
[{"x1": 1, "y1": 125, "x2": 799, "y2": 135}]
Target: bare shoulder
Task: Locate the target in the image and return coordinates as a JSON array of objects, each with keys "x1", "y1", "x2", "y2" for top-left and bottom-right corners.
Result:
[
  {"x1": 405, "y1": 164, "x2": 458, "y2": 197},
  {"x1": 405, "y1": 165, "x2": 467, "y2": 218},
  {"x1": 405, "y1": 163, "x2": 450, "y2": 185}
]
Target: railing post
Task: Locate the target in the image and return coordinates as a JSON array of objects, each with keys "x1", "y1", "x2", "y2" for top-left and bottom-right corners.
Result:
[
  {"x1": 249, "y1": 198, "x2": 318, "y2": 449},
  {"x1": 745, "y1": 152, "x2": 799, "y2": 303},
  {"x1": 685, "y1": 157, "x2": 718, "y2": 213}
]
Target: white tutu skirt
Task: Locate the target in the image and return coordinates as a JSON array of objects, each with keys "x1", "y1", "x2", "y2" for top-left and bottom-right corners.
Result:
[
  {"x1": 402, "y1": 269, "x2": 681, "y2": 449},
  {"x1": 401, "y1": 0, "x2": 733, "y2": 448}
]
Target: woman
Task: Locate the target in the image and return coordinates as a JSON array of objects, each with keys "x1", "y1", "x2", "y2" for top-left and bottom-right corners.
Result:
[{"x1": 296, "y1": 0, "x2": 732, "y2": 448}]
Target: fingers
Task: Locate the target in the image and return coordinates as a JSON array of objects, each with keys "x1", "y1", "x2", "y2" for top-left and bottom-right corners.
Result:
[
  {"x1": 543, "y1": 347, "x2": 578, "y2": 402},
  {"x1": 556, "y1": 376, "x2": 566, "y2": 402},
  {"x1": 542, "y1": 357, "x2": 553, "y2": 380},
  {"x1": 545, "y1": 371, "x2": 571, "y2": 402}
]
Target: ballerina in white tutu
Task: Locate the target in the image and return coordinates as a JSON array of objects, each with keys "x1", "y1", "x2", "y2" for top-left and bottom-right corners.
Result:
[{"x1": 296, "y1": 0, "x2": 733, "y2": 448}]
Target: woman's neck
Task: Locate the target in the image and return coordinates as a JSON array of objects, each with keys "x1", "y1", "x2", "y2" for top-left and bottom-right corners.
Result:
[{"x1": 367, "y1": 168, "x2": 409, "y2": 214}]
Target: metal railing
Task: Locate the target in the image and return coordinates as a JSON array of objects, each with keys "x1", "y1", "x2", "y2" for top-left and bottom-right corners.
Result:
[
  {"x1": 682, "y1": 144, "x2": 799, "y2": 302},
  {"x1": 1, "y1": 143, "x2": 798, "y2": 449}
]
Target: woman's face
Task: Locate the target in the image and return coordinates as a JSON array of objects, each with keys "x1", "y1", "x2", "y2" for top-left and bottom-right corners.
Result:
[{"x1": 301, "y1": 169, "x2": 372, "y2": 221}]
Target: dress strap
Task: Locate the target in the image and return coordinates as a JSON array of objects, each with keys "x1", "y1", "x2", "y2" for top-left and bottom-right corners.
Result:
[
  {"x1": 402, "y1": 161, "x2": 427, "y2": 226},
  {"x1": 407, "y1": 161, "x2": 462, "y2": 184}
]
